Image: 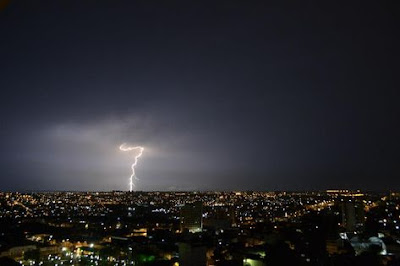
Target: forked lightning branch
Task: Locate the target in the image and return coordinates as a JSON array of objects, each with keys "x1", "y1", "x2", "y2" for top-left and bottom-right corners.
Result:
[{"x1": 119, "y1": 143, "x2": 144, "y2": 192}]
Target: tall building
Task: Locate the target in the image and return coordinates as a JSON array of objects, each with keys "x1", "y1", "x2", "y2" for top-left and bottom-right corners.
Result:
[
  {"x1": 340, "y1": 200, "x2": 365, "y2": 231},
  {"x1": 180, "y1": 202, "x2": 203, "y2": 233},
  {"x1": 178, "y1": 242, "x2": 207, "y2": 266},
  {"x1": 203, "y1": 206, "x2": 234, "y2": 230}
]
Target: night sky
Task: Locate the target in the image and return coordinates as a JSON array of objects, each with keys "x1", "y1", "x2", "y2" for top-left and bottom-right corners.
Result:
[{"x1": 0, "y1": 1, "x2": 399, "y2": 191}]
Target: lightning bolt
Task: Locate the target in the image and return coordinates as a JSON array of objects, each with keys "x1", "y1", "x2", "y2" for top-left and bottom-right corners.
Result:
[{"x1": 119, "y1": 143, "x2": 144, "y2": 192}]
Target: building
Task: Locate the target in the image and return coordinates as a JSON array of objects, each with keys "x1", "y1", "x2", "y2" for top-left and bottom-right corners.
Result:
[
  {"x1": 180, "y1": 202, "x2": 203, "y2": 233},
  {"x1": 0, "y1": 245, "x2": 37, "y2": 258},
  {"x1": 340, "y1": 200, "x2": 365, "y2": 231},
  {"x1": 178, "y1": 242, "x2": 207, "y2": 266},
  {"x1": 204, "y1": 206, "x2": 234, "y2": 230}
]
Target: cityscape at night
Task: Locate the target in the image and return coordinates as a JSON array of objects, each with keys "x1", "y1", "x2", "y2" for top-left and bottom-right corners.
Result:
[
  {"x1": 1, "y1": 0, "x2": 399, "y2": 265},
  {"x1": 1, "y1": 190, "x2": 400, "y2": 265}
]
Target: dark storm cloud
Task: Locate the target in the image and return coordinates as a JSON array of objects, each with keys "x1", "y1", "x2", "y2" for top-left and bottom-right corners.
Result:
[{"x1": 0, "y1": 1, "x2": 399, "y2": 191}]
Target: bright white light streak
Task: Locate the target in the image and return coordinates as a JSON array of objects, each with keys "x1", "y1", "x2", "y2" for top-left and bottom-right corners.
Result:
[{"x1": 119, "y1": 143, "x2": 144, "y2": 192}]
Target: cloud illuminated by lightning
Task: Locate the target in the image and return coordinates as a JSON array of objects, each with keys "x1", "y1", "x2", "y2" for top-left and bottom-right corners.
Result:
[{"x1": 119, "y1": 143, "x2": 144, "y2": 192}]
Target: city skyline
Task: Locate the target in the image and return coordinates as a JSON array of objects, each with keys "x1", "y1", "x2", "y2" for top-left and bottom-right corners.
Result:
[{"x1": 1, "y1": 1, "x2": 399, "y2": 191}]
